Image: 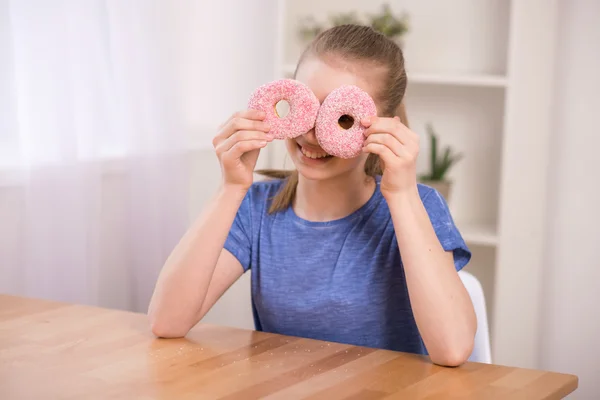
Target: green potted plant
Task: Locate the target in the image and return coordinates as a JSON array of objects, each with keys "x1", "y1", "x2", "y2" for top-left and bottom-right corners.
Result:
[
  {"x1": 367, "y1": 4, "x2": 409, "y2": 47},
  {"x1": 297, "y1": 4, "x2": 409, "y2": 47},
  {"x1": 328, "y1": 11, "x2": 362, "y2": 27},
  {"x1": 418, "y1": 123, "x2": 463, "y2": 202}
]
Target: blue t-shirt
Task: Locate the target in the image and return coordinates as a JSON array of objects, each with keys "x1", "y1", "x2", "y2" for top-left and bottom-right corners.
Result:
[{"x1": 224, "y1": 176, "x2": 471, "y2": 355}]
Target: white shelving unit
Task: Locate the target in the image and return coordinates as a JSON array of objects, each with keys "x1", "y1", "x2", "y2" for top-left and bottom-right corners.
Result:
[
  {"x1": 408, "y1": 73, "x2": 508, "y2": 88},
  {"x1": 269, "y1": 0, "x2": 559, "y2": 369},
  {"x1": 459, "y1": 222, "x2": 498, "y2": 247},
  {"x1": 283, "y1": 63, "x2": 508, "y2": 88}
]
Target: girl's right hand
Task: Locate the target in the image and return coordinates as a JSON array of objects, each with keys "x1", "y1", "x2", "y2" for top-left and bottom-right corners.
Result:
[{"x1": 212, "y1": 109, "x2": 273, "y2": 191}]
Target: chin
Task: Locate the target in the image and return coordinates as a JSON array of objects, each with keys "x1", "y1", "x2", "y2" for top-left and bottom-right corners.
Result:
[
  {"x1": 285, "y1": 139, "x2": 364, "y2": 181},
  {"x1": 295, "y1": 163, "x2": 335, "y2": 181}
]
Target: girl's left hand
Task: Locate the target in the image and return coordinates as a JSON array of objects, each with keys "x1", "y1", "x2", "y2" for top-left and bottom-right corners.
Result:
[{"x1": 361, "y1": 116, "x2": 419, "y2": 199}]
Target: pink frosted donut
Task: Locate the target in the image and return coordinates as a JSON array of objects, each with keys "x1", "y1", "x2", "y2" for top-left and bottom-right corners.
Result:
[
  {"x1": 315, "y1": 85, "x2": 377, "y2": 159},
  {"x1": 247, "y1": 79, "x2": 320, "y2": 140}
]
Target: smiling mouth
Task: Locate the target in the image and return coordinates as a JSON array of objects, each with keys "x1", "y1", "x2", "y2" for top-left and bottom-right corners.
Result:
[{"x1": 297, "y1": 143, "x2": 332, "y2": 160}]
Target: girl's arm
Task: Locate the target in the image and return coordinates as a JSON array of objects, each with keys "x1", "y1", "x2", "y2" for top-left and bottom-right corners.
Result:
[
  {"x1": 362, "y1": 116, "x2": 476, "y2": 367},
  {"x1": 148, "y1": 185, "x2": 247, "y2": 338},
  {"x1": 387, "y1": 191, "x2": 476, "y2": 366},
  {"x1": 148, "y1": 109, "x2": 272, "y2": 337}
]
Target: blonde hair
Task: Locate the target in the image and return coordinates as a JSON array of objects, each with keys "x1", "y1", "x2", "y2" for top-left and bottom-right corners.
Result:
[{"x1": 257, "y1": 24, "x2": 409, "y2": 213}]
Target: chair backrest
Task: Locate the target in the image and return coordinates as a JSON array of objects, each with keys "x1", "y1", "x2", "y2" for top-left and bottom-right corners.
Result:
[{"x1": 458, "y1": 270, "x2": 492, "y2": 363}]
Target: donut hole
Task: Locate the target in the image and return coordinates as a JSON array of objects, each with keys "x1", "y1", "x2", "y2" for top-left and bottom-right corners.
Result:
[
  {"x1": 275, "y1": 100, "x2": 290, "y2": 118},
  {"x1": 338, "y1": 114, "x2": 355, "y2": 130}
]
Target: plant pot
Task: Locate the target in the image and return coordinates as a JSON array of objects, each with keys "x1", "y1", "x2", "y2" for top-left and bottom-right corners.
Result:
[{"x1": 420, "y1": 180, "x2": 452, "y2": 202}]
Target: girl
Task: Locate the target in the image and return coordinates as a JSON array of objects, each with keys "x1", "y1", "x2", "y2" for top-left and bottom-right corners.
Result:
[{"x1": 148, "y1": 25, "x2": 476, "y2": 367}]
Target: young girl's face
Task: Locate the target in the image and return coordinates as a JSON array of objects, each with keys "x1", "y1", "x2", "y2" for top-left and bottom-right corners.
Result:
[{"x1": 285, "y1": 56, "x2": 381, "y2": 182}]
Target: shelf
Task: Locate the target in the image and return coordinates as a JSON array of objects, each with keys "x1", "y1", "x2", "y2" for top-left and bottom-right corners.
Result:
[
  {"x1": 280, "y1": 64, "x2": 507, "y2": 88},
  {"x1": 408, "y1": 72, "x2": 508, "y2": 88},
  {"x1": 457, "y1": 222, "x2": 498, "y2": 247}
]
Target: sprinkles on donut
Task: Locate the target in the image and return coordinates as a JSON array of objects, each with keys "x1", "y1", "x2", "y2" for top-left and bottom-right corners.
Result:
[
  {"x1": 247, "y1": 79, "x2": 320, "y2": 140},
  {"x1": 315, "y1": 85, "x2": 377, "y2": 159}
]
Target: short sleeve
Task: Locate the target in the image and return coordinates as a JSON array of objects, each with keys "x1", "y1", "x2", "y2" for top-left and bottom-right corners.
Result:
[
  {"x1": 422, "y1": 188, "x2": 471, "y2": 271},
  {"x1": 223, "y1": 191, "x2": 253, "y2": 272}
]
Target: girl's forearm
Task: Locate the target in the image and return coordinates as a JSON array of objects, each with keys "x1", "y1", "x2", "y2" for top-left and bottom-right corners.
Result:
[
  {"x1": 387, "y1": 189, "x2": 476, "y2": 366},
  {"x1": 148, "y1": 184, "x2": 247, "y2": 337}
]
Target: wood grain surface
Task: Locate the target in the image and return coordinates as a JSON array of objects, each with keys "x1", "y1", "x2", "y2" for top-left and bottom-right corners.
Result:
[{"x1": 0, "y1": 294, "x2": 578, "y2": 399}]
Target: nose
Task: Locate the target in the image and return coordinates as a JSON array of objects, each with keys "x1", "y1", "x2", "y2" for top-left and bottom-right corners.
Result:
[{"x1": 303, "y1": 128, "x2": 318, "y2": 143}]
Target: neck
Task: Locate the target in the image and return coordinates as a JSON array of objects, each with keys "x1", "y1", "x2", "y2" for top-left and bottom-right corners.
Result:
[{"x1": 294, "y1": 169, "x2": 376, "y2": 222}]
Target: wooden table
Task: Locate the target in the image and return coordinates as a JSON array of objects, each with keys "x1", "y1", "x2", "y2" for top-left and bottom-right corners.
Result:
[{"x1": 0, "y1": 295, "x2": 577, "y2": 399}]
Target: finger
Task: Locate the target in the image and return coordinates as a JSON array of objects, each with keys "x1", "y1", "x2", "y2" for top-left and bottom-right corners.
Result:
[
  {"x1": 363, "y1": 117, "x2": 401, "y2": 137},
  {"x1": 219, "y1": 109, "x2": 266, "y2": 129},
  {"x1": 364, "y1": 133, "x2": 405, "y2": 158},
  {"x1": 235, "y1": 109, "x2": 267, "y2": 121},
  {"x1": 363, "y1": 116, "x2": 416, "y2": 146},
  {"x1": 218, "y1": 110, "x2": 268, "y2": 134},
  {"x1": 224, "y1": 139, "x2": 268, "y2": 160},
  {"x1": 214, "y1": 117, "x2": 271, "y2": 146},
  {"x1": 360, "y1": 115, "x2": 376, "y2": 128},
  {"x1": 216, "y1": 130, "x2": 273, "y2": 154},
  {"x1": 362, "y1": 142, "x2": 396, "y2": 164}
]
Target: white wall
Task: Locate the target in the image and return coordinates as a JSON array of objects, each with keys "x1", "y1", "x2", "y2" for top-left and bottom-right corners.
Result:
[
  {"x1": 539, "y1": 1, "x2": 600, "y2": 398},
  {"x1": 168, "y1": 0, "x2": 280, "y2": 149},
  {"x1": 491, "y1": 0, "x2": 559, "y2": 369}
]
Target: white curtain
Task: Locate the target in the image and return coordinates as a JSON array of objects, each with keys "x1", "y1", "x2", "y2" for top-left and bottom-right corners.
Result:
[
  {"x1": 0, "y1": 0, "x2": 191, "y2": 312},
  {"x1": 0, "y1": 0, "x2": 279, "y2": 314},
  {"x1": 0, "y1": 0, "x2": 278, "y2": 314}
]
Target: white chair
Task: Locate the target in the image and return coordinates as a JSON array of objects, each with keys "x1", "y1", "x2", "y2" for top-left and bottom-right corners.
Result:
[{"x1": 458, "y1": 270, "x2": 492, "y2": 363}]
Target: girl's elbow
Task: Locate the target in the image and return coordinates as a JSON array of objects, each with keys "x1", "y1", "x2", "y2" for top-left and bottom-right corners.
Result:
[
  {"x1": 147, "y1": 310, "x2": 191, "y2": 339},
  {"x1": 432, "y1": 350, "x2": 469, "y2": 367},
  {"x1": 150, "y1": 321, "x2": 189, "y2": 339},
  {"x1": 431, "y1": 339, "x2": 474, "y2": 367}
]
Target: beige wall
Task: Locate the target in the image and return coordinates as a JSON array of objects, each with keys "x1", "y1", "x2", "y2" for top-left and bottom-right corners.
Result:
[{"x1": 539, "y1": 1, "x2": 600, "y2": 398}]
